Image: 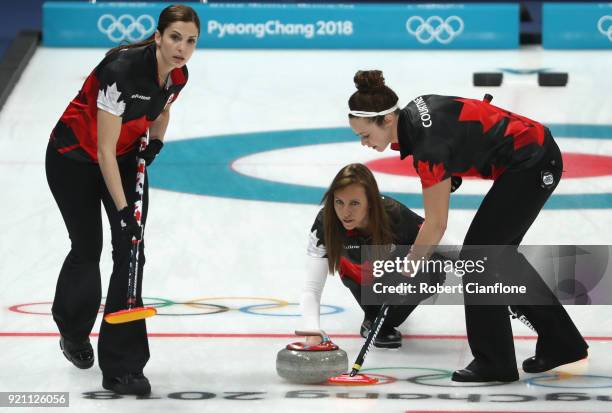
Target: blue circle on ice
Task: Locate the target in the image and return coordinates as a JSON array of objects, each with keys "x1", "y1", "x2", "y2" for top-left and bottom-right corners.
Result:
[{"x1": 149, "y1": 125, "x2": 612, "y2": 209}]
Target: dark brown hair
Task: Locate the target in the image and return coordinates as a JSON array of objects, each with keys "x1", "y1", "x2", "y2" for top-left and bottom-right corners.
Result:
[
  {"x1": 322, "y1": 163, "x2": 394, "y2": 274},
  {"x1": 106, "y1": 4, "x2": 200, "y2": 56},
  {"x1": 348, "y1": 70, "x2": 400, "y2": 126}
]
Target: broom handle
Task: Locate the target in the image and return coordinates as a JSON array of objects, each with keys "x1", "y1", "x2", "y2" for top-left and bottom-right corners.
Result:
[
  {"x1": 349, "y1": 303, "x2": 390, "y2": 376},
  {"x1": 126, "y1": 134, "x2": 148, "y2": 309}
]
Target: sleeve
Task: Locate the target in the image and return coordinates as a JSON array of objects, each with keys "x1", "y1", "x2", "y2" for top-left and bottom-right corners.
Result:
[
  {"x1": 165, "y1": 66, "x2": 189, "y2": 107},
  {"x1": 175, "y1": 66, "x2": 188, "y2": 102},
  {"x1": 96, "y1": 60, "x2": 132, "y2": 117},
  {"x1": 306, "y1": 209, "x2": 327, "y2": 258},
  {"x1": 299, "y1": 256, "x2": 329, "y2": 332},
  {"x1": 389, "y1": 200, "x2": 424, "y2": 245},
  {"x1": 398, "y1": 205, "x2": 424, "y2": 245},
  {"x1": 411, "y1": 97, "x2": 455, "y2": 189},
  {"x1": 413, "y1": 145, "x2": 452, "y2": 189}
]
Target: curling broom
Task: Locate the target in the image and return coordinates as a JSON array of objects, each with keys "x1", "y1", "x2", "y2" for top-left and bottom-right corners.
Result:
[{"x1": 104, "y1": 135, "x2": 157, "y2": 324}]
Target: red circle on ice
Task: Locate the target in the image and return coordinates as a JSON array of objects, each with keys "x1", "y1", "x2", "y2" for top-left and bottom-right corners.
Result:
[{"x1": 366, "y1": 153, "x2": 612, "y2": 179}]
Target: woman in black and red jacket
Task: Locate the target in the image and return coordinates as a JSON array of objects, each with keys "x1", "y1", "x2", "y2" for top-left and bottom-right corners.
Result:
[
  {"x1": 346, "y1": 70, "x2": 587, "y2": 383},
  {"x1": 46, "y1": 5, "x2": 199, "y2": 395},
  {"x1": 300, "y1": 163, "x2": 445, "y2": 349}
]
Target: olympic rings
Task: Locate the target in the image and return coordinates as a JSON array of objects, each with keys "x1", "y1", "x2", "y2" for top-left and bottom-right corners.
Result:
[
  {"x1": 409, "y1": 372, "x2": 506, "y2": 388},
  {"x1": 144, "y1": 297, "x2": 229, "y2": 316},
  {"x1": 406, "y1": 15, "x2": 464, "y2": 45},
  {"x1": 360, "y1": 367, "x2": 510, "y2": 388},
  {"x1": 363, "y1": 366, "x2": 506, "y2": 388},
  {"x1": 184, "y1": 296, "x2": 288, "y2": 311},
  {"x1": 7, "y1": 297, "x2": 345, "y2": 318},
  {"x1": 9, "y1": 301, "x2": 104, "y2": 316},
  {"x1": 141, "y1": 296, "x2": 174, "y2": 310},
  {"x1": 526, "y1": 373, "x2": 612, "y2": 389},
  {"x1": 239, "y1": 303, "x2": 343, "y2": 317},
  {"x1": 598, "y1": 15, "x2": 612, "y2": 42},
  {"x1": 97, "y1": 14, "x2": 156, "y2": 43},
  {"x1": 361, "y1": 367, "x2": 458, "y2": 387},
  {"x1": 348, "y1": 370, "x2": 398, "y2": 386}
]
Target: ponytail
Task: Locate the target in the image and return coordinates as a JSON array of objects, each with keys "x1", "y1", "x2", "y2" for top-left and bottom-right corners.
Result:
[{"x1": 105, "y1": 36, "x2": 155, "y2": 57}]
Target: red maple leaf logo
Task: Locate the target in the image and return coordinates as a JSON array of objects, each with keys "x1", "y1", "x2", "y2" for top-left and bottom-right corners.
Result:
[
  {"x1": 455, "y1": 98, "x2": 544, "y2": 150},
  {"x1": 456, "y1": 98, "x2": 506, "y2": 133},
  {"x1": 416, "y1": 160, "x2": 446, "y2": 188}
]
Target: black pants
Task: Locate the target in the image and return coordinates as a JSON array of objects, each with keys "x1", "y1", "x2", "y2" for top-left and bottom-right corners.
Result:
[
  {"x1": 341, "y1": 276, "x2": 417, "y2": 333},
  {"x1": 45, "y1": 143, "x2": 150, "y2": 377},
  {"x1": 461, "y1": 131, "x2": 588, "y2": 377}
]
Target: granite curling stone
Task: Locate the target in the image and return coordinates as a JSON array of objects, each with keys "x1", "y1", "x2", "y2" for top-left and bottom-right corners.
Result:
[{"x1": 276, "y1": 340, "x2": 348, "y2": 384}]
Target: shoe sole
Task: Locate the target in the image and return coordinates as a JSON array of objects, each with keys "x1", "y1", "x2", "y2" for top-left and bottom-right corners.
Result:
[
  {"x1": 60, "y1": 340, "x2": 94, "y2": 369},
  {"x1": 373, "y1": 341, "x2": 402, "y2": 349},
  {"x1": 102, "y1": 378, "x2": 151, "y2": 396},
  {"x1": 451, "y1": 373, "x2": 518, "y2": 383},
  {"x1": 523, "y1": 355, "x2": 588, "y2": 374},
  {"x1": 362, "y1": 327, "x2": 401, "y2": 348}
]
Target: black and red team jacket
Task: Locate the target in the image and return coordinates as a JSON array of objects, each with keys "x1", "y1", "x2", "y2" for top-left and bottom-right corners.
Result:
[
  {"x1": 307, "y1": 196, "x2": 423, "y2": 285},
  {"x1": 393, "y1": 95, "x2": 547, "y2": 188},
  {"x1": 49, "y1": 43, "x2": 188, "y2": 163}
]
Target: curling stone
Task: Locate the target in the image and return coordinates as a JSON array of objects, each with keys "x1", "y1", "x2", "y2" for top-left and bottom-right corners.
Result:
[
  {"x1": 276, "y1": 340, "x2": 348, "y2": 384},
  {"x1": 538, "y1": 72, "x2": 568, "y2": 87},
  {"x1": 473, "y1": 72, "x2": 503, "y2": 87}
]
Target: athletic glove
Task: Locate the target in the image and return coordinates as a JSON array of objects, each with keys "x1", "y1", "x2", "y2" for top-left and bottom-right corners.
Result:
[
  {"x1": 451, "y1": 176, "x2": 462, "y2": 193},
  {"x1": 118, "y1": 207, "x2": 142, "y2": 241},
  {"x1": 138, "y1": 139, "x2": 164, "y2": 166}
]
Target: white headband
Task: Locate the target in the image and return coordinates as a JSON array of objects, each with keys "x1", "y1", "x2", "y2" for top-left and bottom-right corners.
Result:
[{"x1": 349, "y1": 102, "x2": 400, "y2": 118}]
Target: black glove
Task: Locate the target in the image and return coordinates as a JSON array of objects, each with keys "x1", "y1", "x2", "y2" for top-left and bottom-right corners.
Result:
[
  {"x1": 138, "y1": 139, "x2": 164, "y2": 166},
  {"x1": 450, "y1": 176, "x2": 462, "y2": 193},
  {"x1": 118, "y1": 207, "x2": 142, "y2": 241}
]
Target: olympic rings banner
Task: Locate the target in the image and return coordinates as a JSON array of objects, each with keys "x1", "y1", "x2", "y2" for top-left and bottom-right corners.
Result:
[
  {"x1": 543, "y1": 3, "x2": 612, "y2": 49},
  {"x1": 43, "y1": 2, "x2": 519, "y2": 49},
  {"x1": 9, "y1": 296, "x2": 344, "y2": 318}
]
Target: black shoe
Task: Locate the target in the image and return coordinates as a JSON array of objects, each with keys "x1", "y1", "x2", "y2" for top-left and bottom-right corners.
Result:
[
  {"x1": 60, "y1": 336, "x2": 94, "y2": 369},
  {"x1": 374, "y1": 328, "x2": 402, "y2": 349},
  {"x1": 360, "y1": 319, "x2": 372, "y2": 338},
  {"x1": 522, "y1": 350, "x2": 588, "y2": 373},
  {"x1": 360, "y1": 320, "x2": 402, "y2": 349},
  {"x1": 102, "y1": 373, "x2": 151, "y2": 395},
  {"x1": 451, "y1": 368, "x2": 518, "y2": 383}
]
